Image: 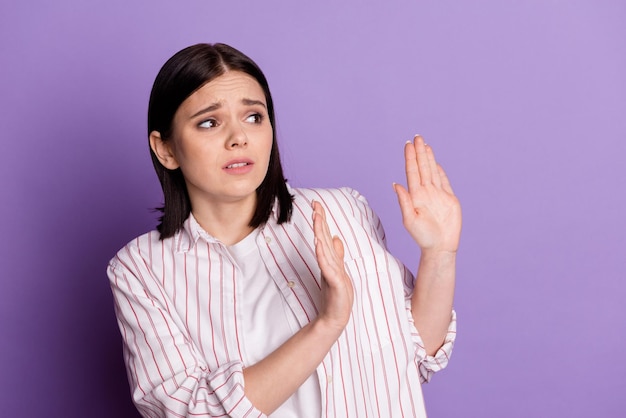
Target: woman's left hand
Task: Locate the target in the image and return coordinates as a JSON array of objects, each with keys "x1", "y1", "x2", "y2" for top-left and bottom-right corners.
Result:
[{"x1": 393, "y1": 135, "x2": 462, "y2": 254}]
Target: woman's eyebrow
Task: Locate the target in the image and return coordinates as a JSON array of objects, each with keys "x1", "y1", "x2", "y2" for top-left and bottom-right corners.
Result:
[
  {"x1": 190, "y1": 98, "x2": 265, "y2": 119},
  {"x1": 242, "y1": 98, "x2": 266, "y2": 108},
  {"x1": 191, "y1": 102, "x2": 221, "y2": 119}
]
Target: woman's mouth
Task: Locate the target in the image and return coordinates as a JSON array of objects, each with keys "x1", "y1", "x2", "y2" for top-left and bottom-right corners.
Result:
[
  {"x1": 223, "y1": 159, "x2": 254, "y2": 174},
  {"x1": 226, "y1": 162, "x2": 250, "y2": 169}
]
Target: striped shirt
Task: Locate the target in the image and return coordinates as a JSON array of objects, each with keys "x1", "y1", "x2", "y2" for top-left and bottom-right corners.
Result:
[{"x1": 107, "y1": 187, "x2": 456, "y2": 418}]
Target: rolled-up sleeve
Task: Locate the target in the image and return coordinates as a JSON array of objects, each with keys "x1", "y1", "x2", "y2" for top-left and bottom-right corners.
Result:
[
  {"x1": 108, "y1": 260, "x2": 265, "y2": 418},
  {"x1": 405, "y1": 302, "x2": 456, "y2": 383}
]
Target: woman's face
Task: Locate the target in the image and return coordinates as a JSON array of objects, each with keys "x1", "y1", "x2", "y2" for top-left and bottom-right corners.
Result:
[{"x1": 156, "y1": 71, "x2": 273, "y2": 212}]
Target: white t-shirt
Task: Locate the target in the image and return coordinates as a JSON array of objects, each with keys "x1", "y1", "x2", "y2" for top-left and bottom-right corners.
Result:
[{"x1": 228, "y1": 229, "x2": 321, "y2": 417}]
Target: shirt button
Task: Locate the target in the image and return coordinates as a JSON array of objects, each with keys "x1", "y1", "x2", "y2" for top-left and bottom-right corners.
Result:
[
  {"x1": 287, "y1": 281, "x2": 296, "y2": 288},
  {"x1": 265, "y1": 236, "x2": 272, "y2": 244},
  {"x1": 327, "y1": 375, "x2": 333, "y2": 384}
]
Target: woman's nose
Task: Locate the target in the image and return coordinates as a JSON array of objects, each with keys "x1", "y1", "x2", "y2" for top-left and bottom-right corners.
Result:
[{"x1": 226, "y1": 122, "x2": 248, "y2": 148}]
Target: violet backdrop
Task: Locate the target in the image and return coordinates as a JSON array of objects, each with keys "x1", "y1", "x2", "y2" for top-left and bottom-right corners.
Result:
[{"x1": 1, "y1": 1, "x2": 624, "y2": 417}]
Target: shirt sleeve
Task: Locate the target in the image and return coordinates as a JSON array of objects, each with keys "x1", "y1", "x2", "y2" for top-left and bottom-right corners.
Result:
[
  {"x1": 341, "y1": 187, "x2": 457, "y2": 383},
  {"x1": 107, "y1": 257, "x2": 265, "y2": 418},
  {"x1": 405, "y1": 304, "x2": 457, "y2": 383}
]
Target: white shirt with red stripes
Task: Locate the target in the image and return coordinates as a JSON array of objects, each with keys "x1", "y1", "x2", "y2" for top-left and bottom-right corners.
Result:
[{"x1": 107, "y1": 187, "x2": 456, "y2": 418}]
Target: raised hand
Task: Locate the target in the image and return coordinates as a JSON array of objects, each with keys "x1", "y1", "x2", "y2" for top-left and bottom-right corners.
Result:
[
  {"x1": 312, "y1": 200, "x2": 354, "y2": 332},
  {"x1": 393, "y1": 135, "x2": 462, "y2": 254}
]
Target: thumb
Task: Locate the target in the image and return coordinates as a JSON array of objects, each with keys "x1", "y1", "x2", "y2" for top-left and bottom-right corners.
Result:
[
  {"x1": 332, "y1": 236, "x2": 345, "y2": 260},
  {"x1": 393, "y1": 182, "x2": 416, "y2": 223}
]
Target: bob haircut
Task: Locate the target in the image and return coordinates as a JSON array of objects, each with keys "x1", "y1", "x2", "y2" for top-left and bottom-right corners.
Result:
[{"x1": 148, "y1": 43, "x2": 293, "y2": 239}]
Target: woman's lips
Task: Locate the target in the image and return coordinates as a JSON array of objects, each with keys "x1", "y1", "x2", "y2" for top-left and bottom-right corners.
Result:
[{"x1": 223, "y1": 159, "x2": 254, "y2": 174}]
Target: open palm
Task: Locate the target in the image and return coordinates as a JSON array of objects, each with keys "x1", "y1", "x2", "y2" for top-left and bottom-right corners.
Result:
[{"x1": 393, "y1": 135, "x2": 462, "y2": 253}]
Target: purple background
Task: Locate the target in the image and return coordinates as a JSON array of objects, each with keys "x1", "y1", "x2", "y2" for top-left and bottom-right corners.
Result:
[{"x1": 1, "y1": 1, "x2": 625, "y2": 417}]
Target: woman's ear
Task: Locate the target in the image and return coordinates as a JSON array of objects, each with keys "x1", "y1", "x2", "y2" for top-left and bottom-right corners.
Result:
[{"x1": 149, "y1": 131, "x2": 180, "y2": 170}]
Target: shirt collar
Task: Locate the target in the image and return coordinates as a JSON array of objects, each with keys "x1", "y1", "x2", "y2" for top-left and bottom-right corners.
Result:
[
  {"x1": 174, "y1": 193, "x2": 283, "y2": 253},
  {"x1": 175, "y1": 214, "x2": 208, "y2": 253}
]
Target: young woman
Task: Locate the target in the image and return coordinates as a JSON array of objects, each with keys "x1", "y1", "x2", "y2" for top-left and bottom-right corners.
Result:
[{"x1": 108, "y1": 43, "x2": 461, "y2": 418}]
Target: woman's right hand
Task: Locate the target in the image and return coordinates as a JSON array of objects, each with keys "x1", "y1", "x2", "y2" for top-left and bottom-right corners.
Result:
[{"x1": 312, "y1": 201, "x2": 354, "y2": 333}]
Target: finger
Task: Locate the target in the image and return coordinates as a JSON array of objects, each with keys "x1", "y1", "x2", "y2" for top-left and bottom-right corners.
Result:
[
  {"x1": 314, "y1": 201, "x2": 335, "y2": 253},
  {"x1": 332, "y1": 236, "x2": 345, "y2": 262},
  {"x1": 404, "y1": 140, "x2": 420, "y2": 195},
  {"x1": 393, "y1": 182, "x2": 418, "y2": 223},
  {"x1": 313, "y1": 216, "x2": 332, "y2": 274},
  {"x1": 331, "y1": 236, "x2": 349, "y2": 287},
  {"x1": 312, "y1": 202, "x2": 327, "y2": 247},
  {"x1": 426, "y1": 145, "x2": 442, "y2": 188},
  {"x1": 316, "y1": 233, "x2": 343, "y2": 286},
  {"x1": 414, "y1": 135, "x2": 431, "y2": 186},
  {"x1": 312, "y1": 201, "x2": 338, "y2": 266},
  {"x1": 437, "y1": 164, "x2": 455, "y2": 195}
]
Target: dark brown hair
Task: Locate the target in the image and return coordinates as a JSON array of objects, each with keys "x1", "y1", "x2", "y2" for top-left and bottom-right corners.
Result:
[{"x1": 148, "y1": 43, "x2": 293, "y2": 239}]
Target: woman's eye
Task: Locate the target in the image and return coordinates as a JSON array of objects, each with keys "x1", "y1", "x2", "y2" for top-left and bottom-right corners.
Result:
[
  {"x1": 245, "y1": 113, "x2": 263, "y2": 124},
  {"x1": 198, "y1": 119, "x2": 217, "y2": 129}
]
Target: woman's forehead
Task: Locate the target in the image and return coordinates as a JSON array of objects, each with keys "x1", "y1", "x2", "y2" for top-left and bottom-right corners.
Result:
[{"x1": 189, "y1": 71, "x2": 265, "y2": 104}]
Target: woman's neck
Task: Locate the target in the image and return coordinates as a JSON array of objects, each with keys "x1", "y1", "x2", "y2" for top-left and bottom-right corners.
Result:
[{"x1": 191, "y1": 196, "x2": 257, "y2": 246}]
